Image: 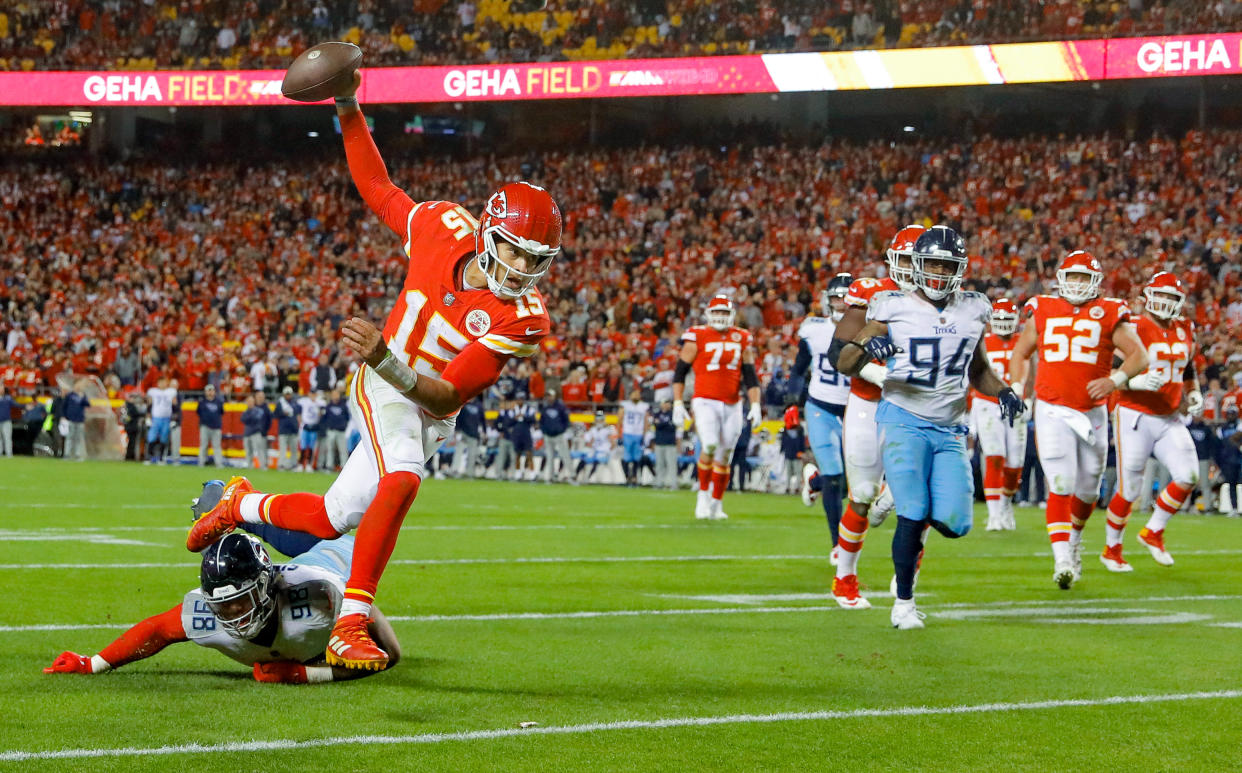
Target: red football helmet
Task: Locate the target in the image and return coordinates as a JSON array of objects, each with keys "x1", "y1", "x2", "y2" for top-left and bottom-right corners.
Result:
[
  {"x1": 885, "y1": 224, "x2": 925, "y2": 291},
  {"x1": 990, "y1": 297, "x2": 1019, "y2": 336},
  {"x1": 476, "y1": 181, "x2": 563, "y2": 299},
  {"x1": 1055, "y1": 250, "x2": 1103, "y2": 305},
  {"x1": 705, "y1": 295, "x2": 735, "y2": 331},
  {"x1": 1143, "y1": 271, "x2": 1185, "y2": 320}
]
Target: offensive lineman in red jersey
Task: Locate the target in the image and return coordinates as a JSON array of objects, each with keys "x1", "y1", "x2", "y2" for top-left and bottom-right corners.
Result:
[
  {"x1": 187, "y1": 73, "x2": 562, "y2": 669},
  {"x1": 673, "y1": 295, "x2": 761, "y2": 521},
  {"x1": 970, "y1": 297, "x2": 1027, "y2": 531},
  {"x1": 1102, "y1": 272, "x2": 1204, "y2": 571},
  {"x1": 1009, "y1": 251, "x2": 1148, "y2": 589}
]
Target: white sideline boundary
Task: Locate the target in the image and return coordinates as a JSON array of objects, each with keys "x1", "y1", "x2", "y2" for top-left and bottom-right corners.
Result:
[
  {"x1": 2, "y1": 689, "x2": 1239, "y2": 762},
  {"x1": 5, "y1": 593, "x2": 1238, "y2": 633}
]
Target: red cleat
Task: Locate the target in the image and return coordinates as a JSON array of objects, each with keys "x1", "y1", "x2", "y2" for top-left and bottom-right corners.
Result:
[
  {"x1": 831, "y1": 574, "x2": 872, "y2": 609},
  {"x1": 186, "y1": 476, "x2": 254, "y2": 552},
  {"x1": 325, "y1": 614, "x2": 388, "y2": 671},
  {"x1": 1099, "y1": 543, "x2": 1133, "y2": 573}
]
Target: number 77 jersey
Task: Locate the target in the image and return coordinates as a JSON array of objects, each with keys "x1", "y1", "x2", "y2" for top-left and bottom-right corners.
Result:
[
  {"x1": 682, "y1": 325, "x2": 753, "y2": 404},
  {"x1": 1024, "y1": 294, "x2": 1131, "y2": 411}
]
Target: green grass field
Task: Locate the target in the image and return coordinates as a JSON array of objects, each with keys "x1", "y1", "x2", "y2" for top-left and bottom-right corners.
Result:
[{"x1": 2, "y1": 456, "x2": 1241, "y2": 771}]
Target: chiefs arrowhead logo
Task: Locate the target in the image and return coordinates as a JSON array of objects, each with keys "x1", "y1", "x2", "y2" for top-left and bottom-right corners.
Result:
[
  {"x1": 731, "y1": 332, "x2": 741, "y2": 342},
  {"x1": 485, "y1": 190, "x2": 509, "y2": 219},
  {"x1": 466, "y1": 309, "x2": 492, "y2": 337},
  {"x1": 1089, "y1": 306, "x2": 1105, "y2": 320},
  {"x1": 1176, "y1": 326, "x2": 1186, "y2": 340}
]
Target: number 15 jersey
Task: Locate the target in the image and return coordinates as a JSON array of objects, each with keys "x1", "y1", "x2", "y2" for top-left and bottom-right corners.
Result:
[{"x1": 1023, "y1": 295, "x2": 1131, "y2": 411}]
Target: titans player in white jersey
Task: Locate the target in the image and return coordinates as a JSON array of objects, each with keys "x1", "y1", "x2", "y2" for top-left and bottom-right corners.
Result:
[
  {"x1": 794, "y1": 274, "x2": 860, "y2": 598},
  {"x1": 45, "y1": 484, "x2": 400, "y2": 684},
  {"x1": 833, "y1": 226, "x2": 1024, "y2": 629}
]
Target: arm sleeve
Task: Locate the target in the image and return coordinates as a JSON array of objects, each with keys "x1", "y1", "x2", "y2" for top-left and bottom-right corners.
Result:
[
  {"x1": 793, "y1": 338, "x2": 812, "y2": 377},
  {"x1": 441, "y1": 343, "x2": 511, "y2": 404},
  {"x1": 673, "y1": 359, "x2": 691, "y2": 385},
  {"x1": 97, "y1": 604, "x2": 188, "y2": 669},
  {"x1": 340, "y1": 109, "x2": 416, "y2": 239}
]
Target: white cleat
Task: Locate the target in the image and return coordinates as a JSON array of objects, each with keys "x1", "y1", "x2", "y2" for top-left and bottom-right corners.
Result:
[
  {"x1": 694, "y1": 491, "x2": 712, "y2": 520},
  {"x1": 985, "y1": 518, "x2": 1003, "y2": 532},
  {"x1": 1054, "y1": 560, "x2": 1076, "y2": 590},
  {"x1": 890, "y1": 599, "x2": 926, "y2": 630},
  {"x1": 868, "y1": 485, "x2": 895, "y2": 527},
  {"x1": 1001, "y1": 499, "x2": 1017, "y2": 530},
  {"x1": 801, "y1": 463, "x2": 819, "y2": 507},
  {"x1": 1137, "y1": 528, "x2": 1174, "y2": 566},
  {"x1": 708, "y1": 499, "x2": 728, "y2": 521},
  {"x1": 1070, "y1": 541, "x2": 1083, "y2": 582}
]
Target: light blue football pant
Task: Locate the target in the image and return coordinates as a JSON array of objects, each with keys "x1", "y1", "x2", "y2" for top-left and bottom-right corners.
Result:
[
  {"x1": 804, "y1": 401, "x2": 844, "y2": 477},
  {"x1": 879, "y1": 413, "x2": 974, "y2": 538}
]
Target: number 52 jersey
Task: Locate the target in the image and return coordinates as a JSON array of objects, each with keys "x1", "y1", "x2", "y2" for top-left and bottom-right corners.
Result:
[
  {"x1": 1023, "y1": 295, "x2": 1131, "y2": 411},
  {"x1": 866, "y1": 290, "x2": 992, "y2": 426}
]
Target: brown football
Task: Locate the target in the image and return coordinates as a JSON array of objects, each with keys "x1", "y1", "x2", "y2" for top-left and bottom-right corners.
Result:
[{"x1": 281, "y1": 42, "x2": 363, "y2": 103}]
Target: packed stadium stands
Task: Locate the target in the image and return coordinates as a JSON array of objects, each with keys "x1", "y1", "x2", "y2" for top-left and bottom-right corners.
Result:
[
  {"x1": 4, "y1": 126, "x2": 1241, "y2": 417},
  {"x1": 1, "y1": 0, "x2": 1237, "y2": 72}
]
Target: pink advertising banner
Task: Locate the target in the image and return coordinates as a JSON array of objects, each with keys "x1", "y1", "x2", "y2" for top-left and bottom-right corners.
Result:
[{"x1": 0, "y1": 33, "x2": 1239, "y2": 107}]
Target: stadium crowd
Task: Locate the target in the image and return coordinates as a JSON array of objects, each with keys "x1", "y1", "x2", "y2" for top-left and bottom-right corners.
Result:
[
  {"x1": 5, "y1": 125, "x2": 1242, "y2": 500},
  {"x1": 0, "y1": 0, "x2": 1236, "y2": 72}
]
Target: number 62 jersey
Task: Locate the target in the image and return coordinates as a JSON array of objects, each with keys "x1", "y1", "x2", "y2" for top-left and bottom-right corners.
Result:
[
  {"x1": 1023, "y1": 295, "x2": 1131, "y2": 411},
  {"x1": 866, "y1": 290, "x2": 992, "y2": 426}
]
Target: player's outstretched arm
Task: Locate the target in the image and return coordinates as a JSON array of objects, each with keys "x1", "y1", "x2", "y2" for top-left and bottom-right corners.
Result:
[
  {"x1": 672, "y1": 340, "x2": 695, "y2": 427},
  {"x1": 44, "y1": 604, "x2": 187, "y2": 675},
  {"x1": 742, "y1": 346, "x2": 761, "y2": 423},
  {"x1": 1007, "y1": 320, "x2": 1038, "y2": 397},
  {"x1": 833, "y1": 318, "x2": 890, "y2": 376},
  {"x1": 334, "y1": 72, "x2": 416, "y2": 238}
]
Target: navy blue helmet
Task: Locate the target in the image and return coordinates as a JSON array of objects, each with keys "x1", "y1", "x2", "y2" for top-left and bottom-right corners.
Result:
[
  {"x1": 200, "y1": 533, "x2": 278, "y2": 639},
  {"x1": 822, "y1": 273, "x2": 853, "y2": 320},
  {"x1": 911, "y1": 226, "x2": 967, "y2": 300}
]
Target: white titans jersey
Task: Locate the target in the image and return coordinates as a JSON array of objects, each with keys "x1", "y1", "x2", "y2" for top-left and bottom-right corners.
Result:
[
  {"x1": 867, "y1": 290, "x2": 991, "y2": 426},
  {"x1": 620, "y1": 400, "x2": 649, "y2": 436},
  {"x1": 798, "y1": 316, "x2": 851, "y2": 406},
  {"x1": 148, "y1": 387, "x2": 177, "y2": 419},
  {"x1": 586, "y1": 425, "x2": 614, "y2": 454},
  {"x1": 181, "y1": 563, "x2": 344, "y2": 666}
]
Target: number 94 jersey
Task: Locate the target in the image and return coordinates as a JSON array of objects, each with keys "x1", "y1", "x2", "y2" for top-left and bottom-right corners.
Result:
[
  {"x1": 180, "y1": 563, "x2": 344, "y2": 666},
  {"x1": 682, "y1": 325, "x2": 752, "y2": 404},
  {"x1": 867, "y1": 290, "x2": 991, "y2": 426},
  {"x1": 1024, "y1": 295, "x2": 1131, "y2": 411}
]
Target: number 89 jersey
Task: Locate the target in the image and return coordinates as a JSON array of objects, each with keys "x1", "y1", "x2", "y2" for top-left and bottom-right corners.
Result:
[
  {"x1": 1024, "y1": 295, "x2": 1131, "y2": 411},
  {"x1": 181, "y1": 563, "x2": 344, "y2": 666},
  {"x1": 683, "y1": 325, "x2": 753, "y2": 404},
  {"x1": 867, "y1": 290, "x2": 991, "y2": 426}
]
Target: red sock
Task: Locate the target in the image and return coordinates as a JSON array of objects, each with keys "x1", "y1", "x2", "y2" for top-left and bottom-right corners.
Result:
[
  {"x1": 262, "y1": 493, "x2": 341, "y2": 539},
  {"x1": 710, "y1": 466, "x2": 728, "y2": 500},
  {"x1": 838, "y1": 508, "x2": 869, "y2": 553},
  {"x1": 1155, "y1": 481, "x2": 1192, "y2": 515},
  {"x1": 1070, "y1": 495, "x2": 1095, "y2": 532},
  {"x1": 697, "y1": 462, "x2": 712, "y2": 492},
  {"x1": 1002, "y1": 467, "x2": 1022, "y2": 497},
  {"x1": 983, "y1": 456, "x2": 1003, "y2": 503},
  {"x1": 1046, "y1": 493, "x2": 1071, "y2": 543},
  {"x1": 344, "y1": 471, "x2": 421, "y2": 605}
]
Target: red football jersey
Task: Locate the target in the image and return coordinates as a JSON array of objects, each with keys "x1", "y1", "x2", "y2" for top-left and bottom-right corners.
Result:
[
  {"x1": 1117, "y1": 315, "x2": 1194, "y2": 416},
  {"x1": 682, "y1": 325, "x2": 752, "y2": 403},
  {"x1": 381, "y1": 199, "x2": 548, "y2": 399},
  {"x1": 972, "y1": 333, "x2": 1017, "y2": 404},
  {"x1": 339, "y1": 110, "x2": 548, "y2": 404},
  {"x1": 1025, "y1": 295, "x2": 1131, "y2": 411},
  {"x1": 844, "y1": 276, "x2": 899, "y2": 402}
]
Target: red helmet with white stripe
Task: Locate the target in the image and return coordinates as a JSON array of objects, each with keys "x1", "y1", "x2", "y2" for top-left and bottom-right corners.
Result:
[
  {"x1": 1143, "y1": 271, "x2": 1186, "y2": 320},
  {"x1": 705, "y1": 295, "x2": 735, "y2": 331},
  {"x1": 990, "y1": 297, "x2": 1019, "y2": 336},
  {"x1": 476, "y1": 182, "x2": 563, "y2": 299},
  {"x1": 885, "y1": 224, "x2": 925, "y2": 291},
  {"x1": 1056, "y1": 250, "x2": 1103, "y2": 305}
]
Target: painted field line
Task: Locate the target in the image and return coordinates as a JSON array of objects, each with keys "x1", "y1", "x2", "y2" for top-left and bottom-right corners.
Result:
[
  {"x1": 1, "y1": 523, "x2": 785, "y2": 534},
  {"x1": 0, "y1": 503, "x2": 175, "y2": 509},
  {"x1": 5, "y1": 592, "x2": 1237, "y2": 633},
  {"x1": 0, "y1": 554, "x2": 822, "y2": 571},
  {"x1": 3, "y1": 689, "x2": 1240, "y2": 762}
]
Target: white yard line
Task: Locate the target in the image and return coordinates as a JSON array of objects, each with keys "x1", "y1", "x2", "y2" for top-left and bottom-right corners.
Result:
[
  {"x1": 4, "y1": 593, "x2": 1237, "y2": 633},
  {"x1": 2, "y1": 689, "x2": 1239, "y2": 762},
  {"x1": 0, "y1": 554, "x2": 823, "y2": 570}
]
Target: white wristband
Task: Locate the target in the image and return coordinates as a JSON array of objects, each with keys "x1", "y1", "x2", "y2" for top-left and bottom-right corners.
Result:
[
  {"x1": 90, "y1": 655, "x2": 112, "y2": 674},
  {"x1": 305, "y1": 665, "x2": 334, "y2": 684},
  {"x1": 1109, "y1": 371, "x2": 1128, "y2": 389},
  {"x1": 374, "y1": 351, "x2": 418, "y2": 393},
  {"x1": 859, "y1": 362, "x2": 887, "y2": 387}
]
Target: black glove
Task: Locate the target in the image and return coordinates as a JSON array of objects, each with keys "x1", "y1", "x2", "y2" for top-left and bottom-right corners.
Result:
[
  {"x1": 998, "y1": 388, "x2": 1026, "y2": 426},
  {"x1": 863, "y1": 336, "x2": 901, "y2": 361}
]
